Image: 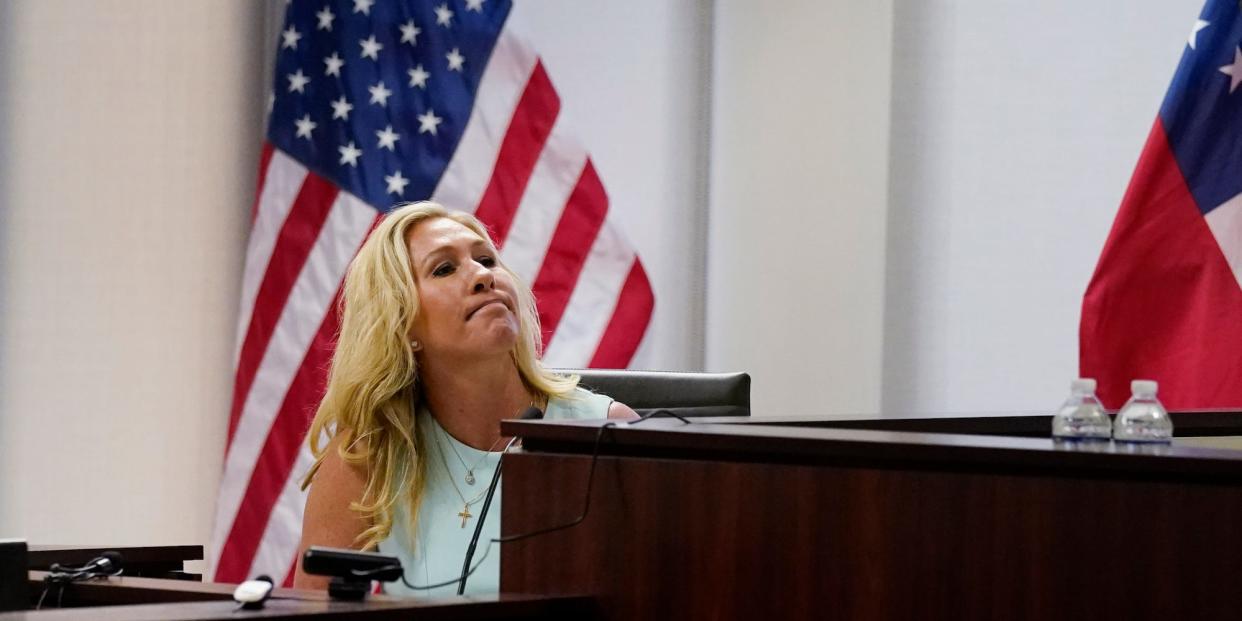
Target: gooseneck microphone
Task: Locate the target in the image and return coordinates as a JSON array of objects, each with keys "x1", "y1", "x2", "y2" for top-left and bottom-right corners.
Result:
[
  {"x1": 39, "y1": 551, "x2": 126, "y2": 609},
  {"x1": 48, "y1": 551, "x2": 124, "y2": 578},
  {"x1": 457, "y1": 405, "x2": 543, "y2": 594}
]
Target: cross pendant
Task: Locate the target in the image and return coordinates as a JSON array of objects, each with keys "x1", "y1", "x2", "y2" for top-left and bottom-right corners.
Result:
[{"x1": 458, "y1": 505, "x2": 473, "y2": 528}]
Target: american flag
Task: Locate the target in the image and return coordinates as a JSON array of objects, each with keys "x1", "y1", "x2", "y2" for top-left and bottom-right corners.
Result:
[
  {"x1": 209, "y1": 0, "x2": 654, "y2": 584},
  {"x1": 1081, "y1": 0, "x2": 1242, "y2": 408}
]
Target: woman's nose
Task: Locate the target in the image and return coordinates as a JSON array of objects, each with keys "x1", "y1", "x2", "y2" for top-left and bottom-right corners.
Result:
[{"x1": 470, "y1": 262, "x2": 495, "y2": 293}]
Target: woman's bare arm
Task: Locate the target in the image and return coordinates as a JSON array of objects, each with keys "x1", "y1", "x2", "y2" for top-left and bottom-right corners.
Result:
[{"x1": 292, "y1": 435, "x2": 370, "y2": 590}]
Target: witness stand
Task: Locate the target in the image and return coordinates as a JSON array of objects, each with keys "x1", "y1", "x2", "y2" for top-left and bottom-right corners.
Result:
[{"x1": 499, "y1": 412, "x2": 1242, "y2": 620}]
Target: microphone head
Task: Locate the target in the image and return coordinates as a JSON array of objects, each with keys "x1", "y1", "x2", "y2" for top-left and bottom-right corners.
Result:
[
  {"x1": 519, "y1": 406, "x2": 544, "y2": 420},
  {"x1": 96, "y1": 551, "x2": 124, "y2": 572}
]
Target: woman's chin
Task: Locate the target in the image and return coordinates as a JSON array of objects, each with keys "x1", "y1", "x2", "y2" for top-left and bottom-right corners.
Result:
[{"x1": 475, "y1": 323, "x2": 520, "y2": 353}]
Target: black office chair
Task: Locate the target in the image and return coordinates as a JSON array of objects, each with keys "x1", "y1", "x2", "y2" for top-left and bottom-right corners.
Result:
[{"x1": 556, "y1": 369, "x2": 751, "y2": 417}]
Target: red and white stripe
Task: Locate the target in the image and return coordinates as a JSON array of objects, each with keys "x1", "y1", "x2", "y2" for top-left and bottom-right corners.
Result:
[{"x1": 211, "y1": 25, "x2": 653, "y2": 584}]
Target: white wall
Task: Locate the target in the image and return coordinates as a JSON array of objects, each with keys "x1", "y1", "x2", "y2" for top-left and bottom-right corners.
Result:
[
  {"x1": 0, "y1": 1, "x2": 265, "y2": 546},
  {"x1": 706, "y1": 0, "x2": 894, "y2": 416},
  {"x1": 881, "y1": 0, "x2": 1200, "y2": 415}
]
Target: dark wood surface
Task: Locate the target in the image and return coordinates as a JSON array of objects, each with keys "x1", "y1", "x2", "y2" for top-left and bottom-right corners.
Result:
[
  {"x1": 701, "y1": 409, "x2": 1242, "y2": 437},
  {"x1": 500, "y1": 416, "x2": 1242, "y2": 620},
  {"x1": 503, "y1": 416, "x2": 1242, "y2": 483},
  {"x1": 12, "y1": 573, "x2": 597, "y2": 620},
  {"x1": 26, "y1": 571, "x2": 249, "y2": 606},
  {"x1": 28, "y1": 546, "x2": 202, "y2": 580}
]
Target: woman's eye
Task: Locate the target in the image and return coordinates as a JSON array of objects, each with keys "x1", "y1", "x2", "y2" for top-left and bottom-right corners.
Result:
[
  {"x1": 432, "y1": 263, "x2": 454, "y2": 277},
  {"x1": 477, "y1": 256, "x2": 496, "y2": 267}
]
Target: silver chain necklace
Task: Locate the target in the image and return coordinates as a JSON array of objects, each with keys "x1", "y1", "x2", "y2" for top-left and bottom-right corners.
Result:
[
  {"x1": 438, "y1": 423, "x2": 505, "y2": 486},
  {"x1": 433, "y1": 425, "x2": 493, "y2": 528}
]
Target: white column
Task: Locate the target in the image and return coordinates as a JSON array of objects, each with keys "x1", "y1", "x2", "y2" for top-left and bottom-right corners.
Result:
[
  {"x1": 0, "y1": 0, "x2": 266, "y2": 551},
  {"x1": 706, "y1": 0, "x2": 894, "y2": 416}
]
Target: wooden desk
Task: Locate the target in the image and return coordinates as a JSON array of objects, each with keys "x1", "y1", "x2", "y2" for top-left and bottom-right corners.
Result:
[
  {"x1": 9, "y1": 572, "x2": 597, "y2": 620},
  {"x1": 499, "y1": 414, "x2": 1242, "y2": 620}
]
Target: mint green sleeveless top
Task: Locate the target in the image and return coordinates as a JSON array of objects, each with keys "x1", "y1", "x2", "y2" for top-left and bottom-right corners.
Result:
[{"x1": 377, "y1": 387, "x2": 611, "y2": 597}]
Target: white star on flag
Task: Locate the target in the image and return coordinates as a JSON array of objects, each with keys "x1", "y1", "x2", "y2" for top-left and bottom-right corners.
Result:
[
  {"x1": 466, "y1": 0, "x2": 485, "y2": 12},
  {"x1": 287, "y1": 69, "x2": 310, "y2": 93},
  {"x1": 294, "y1": 114, "x2": 317, "y2": 139},
  {"x1": 1189, "y1": 19, "x2": 1209, "y2": 49},
  {"x1": 353, "y1": 0, "x2": 374, "y2": 15},
  {"x1": 368, "y1": 81, "x2": 393, "y2": 106},
  {"x1": 417, "y1": 109, "x2": 443, "y2": 135},
  {"x1": 316, "y1": 7, "x2": 335, "y2": 31},
  {"x1": 330, "y1": 96, "x2": 353, "y2": 120},
  {"x1": 324, "y1": 53, "x2": 345, "y2": 77},
  {"x1": 1220, "y1": 46, "x2": 1242, "y2": 94},
  {"x1": 408, "y1": 64, "x2": 430, "y2": 89},
  {"x1": 400, "y1": 20, "x2": 422, "y2": 45},
  {"x1": 360, "y1": 35, "x2": 383, "y2": 61},
  {"x1": 435, "y1": 4, "x2": 453, "y2": 26},
  {"x1": 385, "y1": 170, "x2": 410, "y2": 195},
  {"x1": 281, "y1": 26, "x2": 302, "y2": 50},
  {"x1": 446, "y1": 48, "x2": 465, "y2": 72},
  {"x1": 376, "y1": 125, "x2": 400, "y2": 150},
  {"x1": 338, "y1": 142, "x2": 362, "y2": 166}
]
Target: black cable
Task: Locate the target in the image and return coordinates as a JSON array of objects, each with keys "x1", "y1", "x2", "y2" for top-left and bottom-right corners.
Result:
[
  {"x1": 37, "y1": 556, "x2": 124, "y2": 609},
  {"x1": 495, "y1": 421, "x2": 616, "y2": 544},
  {"x1": 457, "y1": 437, "x2": 517, "y2": 594},
  {"x1": 397, "y1": 538, "x2": 496, "y2": 591},
  {"x1": 492, "y1": 409, "x2": 690, "y2": 544},
  {"x1": 634, "y1": 408, "x2": 693, "y2": 425},
  {"x1": 333, "y1": 539, "x2": 496, "y2": 592}
]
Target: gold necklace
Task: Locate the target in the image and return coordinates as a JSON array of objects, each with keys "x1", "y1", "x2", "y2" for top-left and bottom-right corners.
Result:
[
  {"x1": 434, "y1": 424, "x2": 496, "y2": 528},
  {"x1": 425, "y1": 397, "x2": 540, "y2": 526},
  {"x1": 438, "y1": 399, "x2": 538, "y2": 484},
  {"x1": 440, "y1": 427, "x2": 505, "y2": 486}
]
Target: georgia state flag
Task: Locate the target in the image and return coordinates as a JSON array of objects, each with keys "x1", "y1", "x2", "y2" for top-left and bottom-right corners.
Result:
[{"x1": 1081, "y1": 0, "x2": 1242, "y2": 409}]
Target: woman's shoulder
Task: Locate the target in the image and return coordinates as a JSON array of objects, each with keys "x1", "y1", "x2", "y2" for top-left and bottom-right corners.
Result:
[
  {"x1": 545, "y1": 386, "x2": 613, "y2": 420},
  {"x1": 545, "y1": 386, "x2": 639, "y2": 421}
]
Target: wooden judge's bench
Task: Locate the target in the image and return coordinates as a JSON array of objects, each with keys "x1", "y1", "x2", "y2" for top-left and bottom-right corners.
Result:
[{"x1": 10, "y1": 412, "x2": 1242, "y2": 620}]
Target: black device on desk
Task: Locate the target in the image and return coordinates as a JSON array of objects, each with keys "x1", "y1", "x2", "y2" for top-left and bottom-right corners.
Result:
[
  {"x1": 302, "y1": 546, "x2": 403, "y2": 600},
  {"x1": 0, "y1": 539, "x2": 29, "y2": 611}
]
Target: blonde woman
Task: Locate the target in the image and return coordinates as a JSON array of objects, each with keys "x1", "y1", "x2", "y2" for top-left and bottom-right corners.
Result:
[{"x1": 292, "y1": 202, "x2": 636, "y2": 595}]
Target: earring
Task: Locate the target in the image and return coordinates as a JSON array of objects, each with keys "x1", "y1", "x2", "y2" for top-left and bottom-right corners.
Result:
[{"x1": 411, "y1": 340, "x2": 423, "y2": 351}]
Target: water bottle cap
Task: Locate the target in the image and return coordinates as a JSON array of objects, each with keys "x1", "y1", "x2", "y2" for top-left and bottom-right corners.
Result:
[
  {"x1": 1131, "y1": 379, "x2": 1158, "y2": 397},
  {"x1": 1070, "y1": 378, "x2": 1097, "y2": 393}
]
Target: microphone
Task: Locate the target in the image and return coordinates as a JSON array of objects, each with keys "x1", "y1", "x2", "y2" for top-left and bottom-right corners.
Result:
[
  {"x1": 92, "y1": 552, "x2": 123, "y2": 574},
  {"x1": 50, "y1": 551, "x2": 123, "y2": 576},
  {"x1": 456, "y1": 405, "x2": 543, "y2": 594},
  {"x1": 46, "y1": 551, "x2": 124, "y2": 590}
]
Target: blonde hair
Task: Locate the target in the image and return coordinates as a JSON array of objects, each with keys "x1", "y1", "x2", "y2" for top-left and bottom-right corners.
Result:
[{"x1": 301, "y1": 201, "x2": 577, "y2": 550}]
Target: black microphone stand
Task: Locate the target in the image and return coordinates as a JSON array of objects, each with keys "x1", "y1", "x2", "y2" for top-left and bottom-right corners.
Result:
[{"x1": 457, "y1": 406, "x2": 542, "y2": 594}]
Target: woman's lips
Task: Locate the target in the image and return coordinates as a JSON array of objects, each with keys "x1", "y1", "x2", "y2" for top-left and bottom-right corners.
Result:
[{"x1": 467, "y1": 299, "x2": 509, "y2": 319}]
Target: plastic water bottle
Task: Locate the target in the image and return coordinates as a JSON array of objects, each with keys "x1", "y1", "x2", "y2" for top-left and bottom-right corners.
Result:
[
  {"x1": 1113, "y1": 379, "x2": 1173, "y2": 443},
  {"x1": 1051, "y1": 378, "x2": 1111, "y2": 440}
]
